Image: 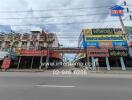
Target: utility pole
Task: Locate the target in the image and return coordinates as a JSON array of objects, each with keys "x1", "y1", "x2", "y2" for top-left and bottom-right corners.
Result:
[
  {"x1": 119, "y1": 16, "x2": 126, "y2": 35},
  {"x1": 119, "y1": 13, "x2": 127, "y2": 71},
  {"x1": 45, "y1": 43, "x2": 50, "y2": 69}
]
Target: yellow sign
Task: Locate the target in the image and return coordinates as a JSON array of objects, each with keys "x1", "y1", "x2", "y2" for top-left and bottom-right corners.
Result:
[{"x1": 83, "y1": 29, "x2": 92, "y2": 36}]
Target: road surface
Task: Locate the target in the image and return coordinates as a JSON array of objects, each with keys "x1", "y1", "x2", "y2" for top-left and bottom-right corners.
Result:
[{"x1": 0, "y1": 72, "x2": 132, "y2": 100}]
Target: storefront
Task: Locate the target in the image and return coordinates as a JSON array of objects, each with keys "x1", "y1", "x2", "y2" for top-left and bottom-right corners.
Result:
[
  {"x1": 9, "y1": 49, "x2": 62, "y2": 69},
  {"x1": 77, "y1": 28, "x2": 130, "y2": 70}
]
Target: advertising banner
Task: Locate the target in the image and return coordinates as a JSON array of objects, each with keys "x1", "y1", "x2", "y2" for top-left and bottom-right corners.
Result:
[
  {"x1": 109, "y1": 49, "x2": 129, "y2": 57},
  {"x1": 92, "y1": 28, "x2": 114, "y2": 35},
  {"x1": 1, "y1": 57, "x2": 11, "y2": 70},
  {"x1": 85, "y1": 35, "x2": 124, "y2": 41}
]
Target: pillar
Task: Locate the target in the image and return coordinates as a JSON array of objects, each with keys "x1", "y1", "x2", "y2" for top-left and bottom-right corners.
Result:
[
  {"x1": 105, "y1": 57, "x2": 111, "y2": 70},
  {"x1": 120, "y1": 57, "x2": 126, "y2": 70},
  {"x1": 92, "y1": 57, "x2": 96, "y2": 70}
]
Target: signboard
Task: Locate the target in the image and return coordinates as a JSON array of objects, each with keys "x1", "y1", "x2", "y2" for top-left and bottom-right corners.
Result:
[
  {"x1": 112, "y1": 41, "x2": 128, "y2": 47},
  {"x1": 84, "y1": 42, "x2": 99, "y2": 48},
  {"x1": 83, "y1": 29, "x2": 92, "y2": 36},
  {"x1": 50, "y1": 51, "x2": 61, "y2": 59},
  {"x1": 85, "y1": 35, "x2": 124, "y2": 41},
  {"x1": 128, "y1": 41, "x2": 132, "y2": 46},
  {"x1": 87, "y1": 49, "x2": 109, "y2": 57},
  {"x1": 1, "y1": 57, "x2": 11, "y2": 70},
  {"x1": 20, "y1": 50, "x2": 47, "y2": 56},
  {"x1": 111, "y1": 5, "x2": 124, "y2": 16},
  {"x1": 99, "y1": 41, "x2": 113, "y2": 47},
  {"x1": 109, "y1": 49, "x2": 129, "y2": 57},
  {"x1": 92, "y1": 28, "x2": 114, "y2": 35}
]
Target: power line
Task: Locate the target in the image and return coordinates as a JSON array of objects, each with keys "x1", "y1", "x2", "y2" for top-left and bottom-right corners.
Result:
[
  {"x1": 2, "y1": 11, "x2": 132, "y2": 20},
  {"x1": 0, "y1": 5, "x2": 131, "y2": 13},
  {"x1": 0, "y1": 12, "x2": 109, "y2": 20},
  {"x1": 1, "y1": 19, "x2": 130, "y2": 26}
]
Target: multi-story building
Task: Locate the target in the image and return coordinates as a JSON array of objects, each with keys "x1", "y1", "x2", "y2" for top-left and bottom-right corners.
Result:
[
  {"x1": 76, "y1": 28, "x2": 132, "y2": 70},
  {"x1": 0, "y1": 30, "x2": 62, "y2": 69}
]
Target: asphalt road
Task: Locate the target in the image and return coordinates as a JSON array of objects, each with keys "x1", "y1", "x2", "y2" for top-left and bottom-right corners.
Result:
[{"x1": 0, "y1": 72, "x2": 132, "y2": 100}]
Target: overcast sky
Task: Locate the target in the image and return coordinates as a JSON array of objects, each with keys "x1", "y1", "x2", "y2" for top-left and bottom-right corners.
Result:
[{"x1": 0, "y1": 0, "x2": 132, "y2": 48}]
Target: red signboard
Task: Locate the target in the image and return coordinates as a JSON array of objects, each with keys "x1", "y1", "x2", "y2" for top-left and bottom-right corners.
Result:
[
  {"x1": 87, "y1": 48, "x2": 109, "y2": 57},
  {"x1": 20, "y1": 50, "x2": 47, "y2": 56},
  {"x1": 20, "y1": 50, "x2": 61, "y2": 59},
  {"x1": 50, "y1": 51, "x2": 62, "y2": 59},
  {"x1": 112, "y1": 10, "x2": 123, "y2": 15},
  {"x1": 128, "y1": 42, "x2": 132, "y2": 46},
  {"x1": 1, "y1": 57, "x2": 11, "y2": 70}
]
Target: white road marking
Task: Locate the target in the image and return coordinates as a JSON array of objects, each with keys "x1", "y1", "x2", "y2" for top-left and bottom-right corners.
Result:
[{"x1": 36, "y1": 85, "x2": 76, "y2": 88}]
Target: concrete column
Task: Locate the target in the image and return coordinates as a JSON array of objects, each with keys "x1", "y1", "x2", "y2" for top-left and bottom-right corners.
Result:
[
  {"x1": 27, "y1": 41, "x2": 30, "y2": 50},
  {"x1": 35, "y1": 42, "x2": 39, "y2": 50},
  {"x1": 2, "y1": 42, "x2": 5, "y2": 50},
  {"x1": 129, "y1": 47, "x2": 132, "y2": 57},
  {"x1": 120, "y1": 57, "x2": 126, "y2": 70},
  {"x1": 105, "y1": 57, "x2": 111, "y2": 70},
  {"x1": 18, "y1": 42, "x2": 22, "y2": 48},
  {"x1": 92, "y1": 57, "x2": 96, "y2": 70}
]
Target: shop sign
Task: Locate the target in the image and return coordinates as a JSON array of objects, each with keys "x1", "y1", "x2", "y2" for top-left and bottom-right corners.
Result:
[
  {"x1": 20, "y1": 50, "x2": 47, "y2": 56},
  {"x1": 50, "y1": 51, "x2": 61, "y2": 59},
  {"x1": 87, "y1": 49, "x2": 109, "y2": 57},
  {"x1": 109, "y1": 49, "x2": 129, "y2": 57},
  {"x1": 85, "y1": 35, "x2": 124, "y2": 41},
  {"x1": 112, "y1": 41, "x2": 128, "y2": 47},
  {"x1": 99, "y1": 41, "x2": 113, "y2": 47},
  {"x1": 84, "y1": 41, "x2": 99, "y2": 48},
  {"x1": 92, "y1": 28, "x2": 114, "y2": 35}
]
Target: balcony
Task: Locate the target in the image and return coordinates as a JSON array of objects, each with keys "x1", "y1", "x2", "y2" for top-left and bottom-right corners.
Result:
[
  {"x1": 47, "y1": 33, "x2": 55, "y2": 43},
  {"x1": 0, "y1": 34, "x2": 5, "y2": 41},
  {"x1": 14, "y1": 34, "x2": 21, "y2": 41},
  {"x1": 5, "y1": 34, "x2": 14, "y2": 41},
  {"x1": 22, "y1": 33, "x2": 30, "y2": 41},
  {"x1": 39, "y1": 33, "x2": 47, "y2": 42}
]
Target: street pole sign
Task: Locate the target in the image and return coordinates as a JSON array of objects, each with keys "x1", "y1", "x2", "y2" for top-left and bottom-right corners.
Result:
[{"x1": 111, "y1": 5, "x2": 124, "y2": 16}]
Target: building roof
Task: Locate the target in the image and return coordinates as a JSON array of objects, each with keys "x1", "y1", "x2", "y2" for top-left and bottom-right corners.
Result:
[{"x1": 111, "y1": 5, "x2": 124, "y2": 10}]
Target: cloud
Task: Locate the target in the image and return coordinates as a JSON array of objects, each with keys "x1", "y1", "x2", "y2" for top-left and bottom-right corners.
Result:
[{"x1": 0, "y1": 0, "x2": 132, "y2": 47}]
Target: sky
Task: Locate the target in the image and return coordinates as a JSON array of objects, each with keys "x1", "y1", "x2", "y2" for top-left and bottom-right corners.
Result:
[{"x1": 0, "y1": 0, "x2": 132, "y2": 48}]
